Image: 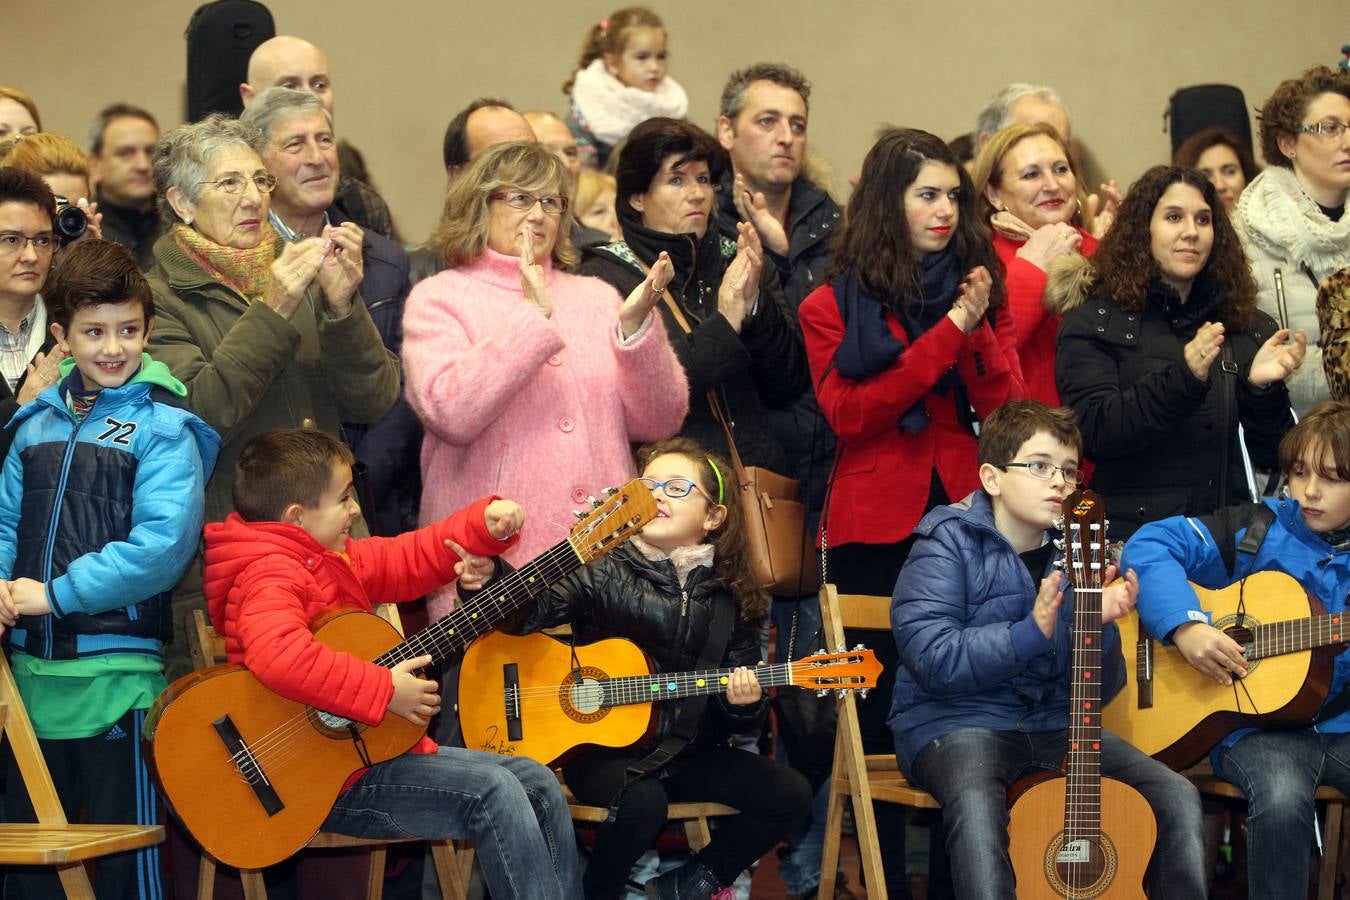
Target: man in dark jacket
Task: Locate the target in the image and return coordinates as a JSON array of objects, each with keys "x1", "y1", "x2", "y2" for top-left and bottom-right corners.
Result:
[
  {"x1": 891, "y1": 400, "x2": 1205, "y2": 900},
  {"x1": 242, "y1": 87, "x2": 421, "y2": 537},
  {"x1": 88, "y1": 104, "x2": 161, "y2": 270}
]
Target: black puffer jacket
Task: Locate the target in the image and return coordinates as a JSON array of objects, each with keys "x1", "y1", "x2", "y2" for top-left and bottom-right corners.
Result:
[
  {"x1": 578, "y1": 204, "x2": 807, "y2": 472},
  {"x1": 1055, "y1": 264, "x2": 1293, "y2": 540},
  {"x1": 509, "y1": 542, "x2": 766, "y2": 755}
]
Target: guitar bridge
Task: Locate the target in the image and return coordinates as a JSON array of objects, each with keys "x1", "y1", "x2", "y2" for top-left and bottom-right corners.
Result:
[
  {"x1": 212, "y1": 714, "x2": 284, "y2": 817},
  {"x1": 503, "y1": 663, "x2": 523, "y2": 742},
  {"x1": 1137, "y1": 637, "x2": 1154, "y2": 709}
]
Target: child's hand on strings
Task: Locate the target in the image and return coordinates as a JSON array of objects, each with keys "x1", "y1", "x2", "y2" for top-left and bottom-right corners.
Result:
[
  {"x1": 388, "y1": 655, "x2": 439, "y2": 727},
  {"x1": 725, "y1": 664, "x2": 763, "y2": 705}
]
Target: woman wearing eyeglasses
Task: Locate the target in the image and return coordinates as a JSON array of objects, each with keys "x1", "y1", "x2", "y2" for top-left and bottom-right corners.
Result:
[
  {"x1": 144, "y1": 114, "x2": 399, "y2": 679},
  {"x1": 578, "y1": 118, "x2": 807, "y2": 473},
  {"x1": 1056, "y1": 166, "x2": 1302, "y2": 541},
  {"x1": 403, "y1": 140, "x2": 688, "y2": 620},
  {"x1": 1238, "y1": 65, "x2": 1350, "y2": 415}
]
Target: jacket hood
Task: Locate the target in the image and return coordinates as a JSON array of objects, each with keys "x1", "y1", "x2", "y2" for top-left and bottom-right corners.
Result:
[
  {"x1": 1043, "y1": 253, "x2": 1096, "y2": 316},
  {"x1": 56, "y1": 353, "x2": 187, "y2": 396},
  {"x1": 202, "y1": 514, "x2": 337, "y2": 625}
]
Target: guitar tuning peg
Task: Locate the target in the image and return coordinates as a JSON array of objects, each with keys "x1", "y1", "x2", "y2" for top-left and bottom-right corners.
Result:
[
  {"x1": 811, "y1": 648, "x2": 826, "y2": 657},
  {"x1": 816, "y1": 689, "x2": 829, "y2": 698},
  {"x1": 835, "y1": 646, "x2": 846, "y2": 654},
  {"x1": 852, "y1": 643, "x2": 865, "y2": 652},
  {"x1": 1052, "y1": 538, "x2": 1065, "y2": 550},
  {"x1": 588, "y1": 495, "x2": 602, "y2": 508},
  {"x1": 858, "y1": 689, "x2": 870, "y2": 700},
  {"x1": 573, "y1": 509, "x2": 588, "y2": 520},
  {"x1": 602, "y1": 486, "x2": 619, "y2": 496},
  {"x1": 1052, "y1": 559, "x2": 1066, "y2": 570}
]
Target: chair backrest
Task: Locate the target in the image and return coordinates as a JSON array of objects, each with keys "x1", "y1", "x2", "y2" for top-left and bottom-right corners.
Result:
[
  {"x1": 188, "y1": 604, "x2": 405, "y2": 671},
  {"x1": 819, "y1": 584, "x2": 891, "y2": 648}
]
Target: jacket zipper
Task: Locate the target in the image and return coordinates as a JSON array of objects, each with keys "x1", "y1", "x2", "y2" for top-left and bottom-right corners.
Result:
[{"x1": 41, "y1": 408, "x2": 85, "y2": 658}]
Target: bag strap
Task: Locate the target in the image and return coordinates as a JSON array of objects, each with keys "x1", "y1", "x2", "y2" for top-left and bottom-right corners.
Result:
[{"x1": 1217, "y1": 343, "x2": 1239, "y2": 507}]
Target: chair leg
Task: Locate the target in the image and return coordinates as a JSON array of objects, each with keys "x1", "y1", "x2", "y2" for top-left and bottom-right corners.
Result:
[
  {"x1": 365, "y1": 847, "x2": 387, "y2": 900},
  {"x1": 429, "y1": 841, "x2": 471, "y2": 900},
  {"x1": 239, "y1": 868, "x2": 268, "y2": 900},
  {"x1": 53, "y1": 863, "x2": 96, "y2": 900},
  {"x1": 197, "y1": 853, "x2": 218, "y2": 900},
  {"x1": 686, "y1": 816, "x2": 712, "y2": 852},
  {"x1": 1319, "y1": 800, "x2": 1344, "y2": 900}
]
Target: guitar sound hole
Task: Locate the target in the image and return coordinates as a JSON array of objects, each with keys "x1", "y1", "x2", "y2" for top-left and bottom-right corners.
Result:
[
  {"x1": 559, "y1": 666, "x2": 612, "y2": 725},
  {"x1": 569, "y1": 679, "x2": 605, "y2": 714},
  {"x1": 1224, "y1": 626, "x2": 1255, "y2": 646},
  {"x1": 1042, "y1": 833, "x2": 1117, "y2": 897}
]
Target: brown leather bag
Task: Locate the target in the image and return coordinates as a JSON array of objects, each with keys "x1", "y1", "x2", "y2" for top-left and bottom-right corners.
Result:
[{"x1": 659, "y1": 292, "x2": 820, "y2": 596}]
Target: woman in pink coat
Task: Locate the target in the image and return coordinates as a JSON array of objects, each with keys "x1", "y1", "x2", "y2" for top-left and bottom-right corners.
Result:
[{"x1": 403, "y1": 141, "x2": 688, "y2": 617}]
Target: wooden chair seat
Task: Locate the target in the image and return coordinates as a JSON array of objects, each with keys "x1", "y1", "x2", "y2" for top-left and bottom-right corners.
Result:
[
  {"x1": 859, "y1": 755, "x2": 941, "y2": 809},
  {"x1": 561, "y1": 782, "x2": 737, "y2": 852},
  {"x1": 0, "y1": 823, "x2": 164, "y2": 865}
]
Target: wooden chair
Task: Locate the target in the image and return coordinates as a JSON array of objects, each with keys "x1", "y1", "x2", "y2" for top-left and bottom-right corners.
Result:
[
  {"x1": 186, "y1": 609, "x2": 474, "y2": 900},
  {"x1": 0, "y1": 651, "x2": 164, "y2": 899},
  {"x1": 818, "y1": 584, "x2": 939, "y2": 900},
  {"x1": 1187, "y1": 763, "x2": 1347, "y2": 900},
  {"x1": 562, "y1": 787, "x2": 738, "y2": 852}
]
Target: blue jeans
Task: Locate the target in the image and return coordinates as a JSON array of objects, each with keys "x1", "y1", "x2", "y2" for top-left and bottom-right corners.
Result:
[
  {"x1": 322, "y1": 746, "x2": 581, "y2": 900},
  {"x1": 1219, "y1": 730, "x2": 1350, "y2": 900},
  {"x1": 912, "y1": 728, "x2": 1206, "y2": 900}
]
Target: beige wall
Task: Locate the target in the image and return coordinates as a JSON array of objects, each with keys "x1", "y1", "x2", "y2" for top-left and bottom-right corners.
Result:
[{"x1": 7, "y1": 1, "x2": 1343, "y2": 242}]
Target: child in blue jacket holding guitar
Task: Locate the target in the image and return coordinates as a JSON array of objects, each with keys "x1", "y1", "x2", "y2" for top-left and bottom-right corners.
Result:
[
  {"x1": 890, "y1": 400, "x2": 1207, "y2": 899},
  {"x1": 1124, "y1": 399, "x2": 1350, "y2": 900},
  {"x1": 486, "y1": 437, "x2": 812, "y2": 900}
]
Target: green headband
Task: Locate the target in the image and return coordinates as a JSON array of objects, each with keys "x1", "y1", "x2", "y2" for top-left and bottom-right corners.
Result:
[{"x1": 706, "y1": 456, "x2": 725, "y2": 505}]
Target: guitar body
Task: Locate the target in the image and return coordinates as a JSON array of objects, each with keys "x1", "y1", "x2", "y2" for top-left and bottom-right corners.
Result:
[
  {"x1": 1102, "y1": 571, "x2": 1338, "y2": 769},
  {"x1": 1008, "y1": 774, "x2": 1156, "y2": 899},
  {"x1": 144, "y1": 609, "x2": 422, "y2": 869},
  {"x1": 458, "y1": 631, "x2": 657, "y2": 765}
]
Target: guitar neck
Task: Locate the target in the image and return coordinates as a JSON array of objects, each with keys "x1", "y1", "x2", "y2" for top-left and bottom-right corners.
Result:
[
  {"x1": 596, "y1": 662, "x2": 796, "y2": 707},
  {"x1": 1067, "y1": 584, "x2": 1105, "y2": 843},
  {"x1": 1246, "y1": 613, "x2": 1344, "y2": 660},
  {"x1": 375, "y1": 540, "x2": 584, "y2": 671}
]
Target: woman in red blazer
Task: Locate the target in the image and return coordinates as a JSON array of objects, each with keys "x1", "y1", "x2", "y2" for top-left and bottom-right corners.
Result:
[{"x1": 797, "y1": 127, "x2": 1021, "y2": 894}]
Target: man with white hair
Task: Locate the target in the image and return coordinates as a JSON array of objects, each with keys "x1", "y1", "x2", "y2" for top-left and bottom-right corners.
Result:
[
  {"x1": 974, "y1": 82, "x2": 1072, "y2": 147},
  {"x1": 241, "y1": 35, "x2": 401, "y2": 242}
]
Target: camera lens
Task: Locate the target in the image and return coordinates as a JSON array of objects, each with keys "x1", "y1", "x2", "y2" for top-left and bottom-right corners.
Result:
[{"x1": 52, "y1": 198, "x2": 88, "y2": 244}]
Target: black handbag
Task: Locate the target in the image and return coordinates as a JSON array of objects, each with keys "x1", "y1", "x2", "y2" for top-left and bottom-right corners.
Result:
[{"x1": 771, "y1": 600, "x2": 838, "y2": 792}]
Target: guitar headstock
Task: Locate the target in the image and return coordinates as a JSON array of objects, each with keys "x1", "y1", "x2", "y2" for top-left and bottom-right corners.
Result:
[
  {"x1": 569, "y1": 479, "x2": 658, "y2": 563},
  {"x1": 1059, "y1": 489, "x2": 1107, "y2": 592},
  {"x1": 790, "y1": 648, "x2": 883, "y2": 691}
]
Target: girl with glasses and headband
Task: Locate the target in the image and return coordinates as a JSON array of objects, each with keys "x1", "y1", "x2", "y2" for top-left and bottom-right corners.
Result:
[
  {"x1": 474, "y1": 437, "x2": 810, "y2": 900},
  {"x1": 1239, "y1": 65, "x2": 1350, "y2": 414}
]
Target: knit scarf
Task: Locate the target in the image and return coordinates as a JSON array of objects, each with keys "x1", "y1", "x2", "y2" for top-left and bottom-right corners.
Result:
[
  {"x1": 569, "y1": 58, "x2": 689, "y2": 146},
  {"x1": 1237, "y1": 167, "x2": 1350, "y2": 284},
  {"x1": 832, "y1": 250, "x2": 963, "y2": 435},
  {"x1": 171, "y1": 222, "x2": 277, "y2": 301}
]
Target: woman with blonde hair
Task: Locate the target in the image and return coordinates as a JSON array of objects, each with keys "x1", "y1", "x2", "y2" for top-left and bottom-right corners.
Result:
[
  {"x1": 575, "y1": 169, "x2": 621, "y2": 241},
  {"x1": 403, "y1": 140, "x2": 688, "y2": 619},
  {"x1": 0, "y1": 87, "x2": 40, "y2": 139},
  {"x1": 0, "y1": 132, "x2": 103, "y2": 248},
  {"x1": 971, "y1": 121, "x2": 1096, "y2": 405}
]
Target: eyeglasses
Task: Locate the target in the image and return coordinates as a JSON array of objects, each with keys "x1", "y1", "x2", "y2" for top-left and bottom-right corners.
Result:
[
  {"x1": 0, "y1": 231, "x2": 57, "y2": 257},
  {"x1": 1300, "y1": 120, "x2": 1348, "y2": 141},
  {"x1": 489, "y1": 191, "x2": 569, "y2": 216},
  {"x1": 639, "y1": 476, "x2": 711, "y2": 501},
  {"x1": 196, "y1": 173, "x2": 278, "y2": 195},
  {"x1": 1000, "y1": 460, "x2": 1084, "y2": 485}
]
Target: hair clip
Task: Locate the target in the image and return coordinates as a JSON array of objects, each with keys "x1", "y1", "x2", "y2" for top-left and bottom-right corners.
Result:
[
  {"x1": 705, "y1": 456, "x2": 725, "y2": 505},
  {"x1": 599, "y1": 17, "x2": 610, "y2": 33}
]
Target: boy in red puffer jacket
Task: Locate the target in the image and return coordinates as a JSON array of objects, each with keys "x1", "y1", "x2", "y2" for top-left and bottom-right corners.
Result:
[{"x1": 202, "y1": 427, "x2": 580, "y2": 900}]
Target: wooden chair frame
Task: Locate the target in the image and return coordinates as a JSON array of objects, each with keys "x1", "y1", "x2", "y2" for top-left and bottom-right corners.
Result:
[
  {"x1": 818, "y1": 584, "x2": 938, "y2": 900},
  {"x1": 186, "y1": 609, "x2": 473, "y2": 900},
  {"x1": 0, "y1": 652, "x2": 164, "y2": 899}
]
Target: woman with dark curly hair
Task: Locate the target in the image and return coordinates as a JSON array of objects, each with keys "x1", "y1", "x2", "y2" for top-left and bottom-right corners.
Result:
[
  {"x1": 798, "y1": 127, "x2": 1020, "y2": 895},
  {"x1": 1173, "y1": 126, "x2": 1260, "y2": 211},
  {"x1": 1056, "y1": 165, "x2": 1305, "y2": 539},
  {"x1": 1238, "y1": 65, "x2": 1350, "y2": 414}
]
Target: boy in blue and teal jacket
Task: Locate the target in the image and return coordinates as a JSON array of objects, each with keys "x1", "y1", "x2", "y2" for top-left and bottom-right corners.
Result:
[
  {"x1": 0, "y1": 240, "x2": 218, "y2": 900},
  {"x1": 1123, "y1": 399, "x2": 1350, "y2": 900}
]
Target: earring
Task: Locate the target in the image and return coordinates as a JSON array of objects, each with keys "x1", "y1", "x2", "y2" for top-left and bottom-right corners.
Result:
[{"x1": 182, "y1": 215, "x2": 193, "y2": 225}]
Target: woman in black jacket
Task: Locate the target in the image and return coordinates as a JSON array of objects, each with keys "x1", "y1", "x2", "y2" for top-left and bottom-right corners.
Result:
[
  {"x1": 1055, "y1": 165, "x2": 1305, "y2": 539},
  {"x1": 578, "y1": 118, "x2": 807, "y2": 473},
  {"x1": 506, "y1": 438, "x2": 811, "y2": 900}
]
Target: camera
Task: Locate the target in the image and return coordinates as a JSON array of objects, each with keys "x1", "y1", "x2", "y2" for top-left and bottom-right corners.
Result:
[{"x1": 52, "y1": 196, "x2": 88, "y2": 245}]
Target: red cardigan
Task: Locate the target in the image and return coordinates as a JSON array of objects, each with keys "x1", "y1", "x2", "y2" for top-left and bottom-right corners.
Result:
[
  {"x1": 203, "y1": 496, "x2": 515, "y2": 739},
  {"x1": 993, "y1": 229, "x2": 1097, "y2": 406},
  {"x1": 800, "y1": 285, "x2": 1023, "y2": 548}
]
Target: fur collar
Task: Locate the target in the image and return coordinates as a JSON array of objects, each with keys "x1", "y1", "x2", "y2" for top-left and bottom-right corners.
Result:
[
  {"x1": 1237, "y1": 167, "x2": 1350, "y2": 282},
  {"x1": 1043, "y1": 253, "x2": 1097, "y2": 316},
  {"x1": 570, "y1": 59, "x2": 688, "y2": 146},
  {"x1": 631, "y1": 535, "x2": 715, "y2": 587}
]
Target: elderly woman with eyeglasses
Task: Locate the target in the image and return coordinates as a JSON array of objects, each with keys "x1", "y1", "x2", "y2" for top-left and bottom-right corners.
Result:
[
  {"x1": 145, "y1": 113, "x2": 399, "y2": 678},
  {"x1": 403, "y1": 140, "x2": 687, "y2": 619},
  {"x1": 1238, "y1": 65, "x2": 1350, "y2": 415}
]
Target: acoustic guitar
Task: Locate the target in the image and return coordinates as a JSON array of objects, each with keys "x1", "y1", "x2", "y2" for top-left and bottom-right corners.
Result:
[
  {"x1": 1101, "y1": 570, "x2": 1343, "y2": 770},
  {"x1": 1008, "y1": 490, "x2": 1157, "y2": 898},
  {"x1": 143, "y1": 482, "x2": 656, "y2": 870},
  {"x1": 457, "y1": 630, "x2": 882, "y2": 765}
]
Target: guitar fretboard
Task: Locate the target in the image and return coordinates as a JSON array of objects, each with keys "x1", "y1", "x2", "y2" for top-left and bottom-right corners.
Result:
[
  {"x1": 596, "y1": 662, "x2": 799, "y2": 707},
  {"x1": 1246, "y1": 613, "x2": 1343, "y2": 660},
  {"x1": 1065, "y1": 512, "x2": 1106, "y2": 846}
]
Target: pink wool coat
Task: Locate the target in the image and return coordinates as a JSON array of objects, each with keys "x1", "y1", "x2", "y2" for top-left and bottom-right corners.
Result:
[{"x1": 403, "y1": 249, "x2": 688, "y2": 617}]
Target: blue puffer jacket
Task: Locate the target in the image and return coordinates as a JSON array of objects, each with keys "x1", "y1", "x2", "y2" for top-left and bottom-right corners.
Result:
[
  {"x1": 1122, "y1": 498, "x2": 1350, "y2": 769},
  {"x1": 888, "y1": 490, "x2": 1125, "y2": 779},
  {"x1": 0, "y1": 356, "x2": 219, "y2": 660}
]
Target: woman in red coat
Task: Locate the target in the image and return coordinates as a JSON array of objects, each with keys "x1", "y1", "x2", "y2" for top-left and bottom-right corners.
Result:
[
  {"x1": 971, "y1": 122, "x2": 1099, "y2": 405},
  {"x1": 797, "y1": 127, "x2": 1021, "y2": 895}
]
